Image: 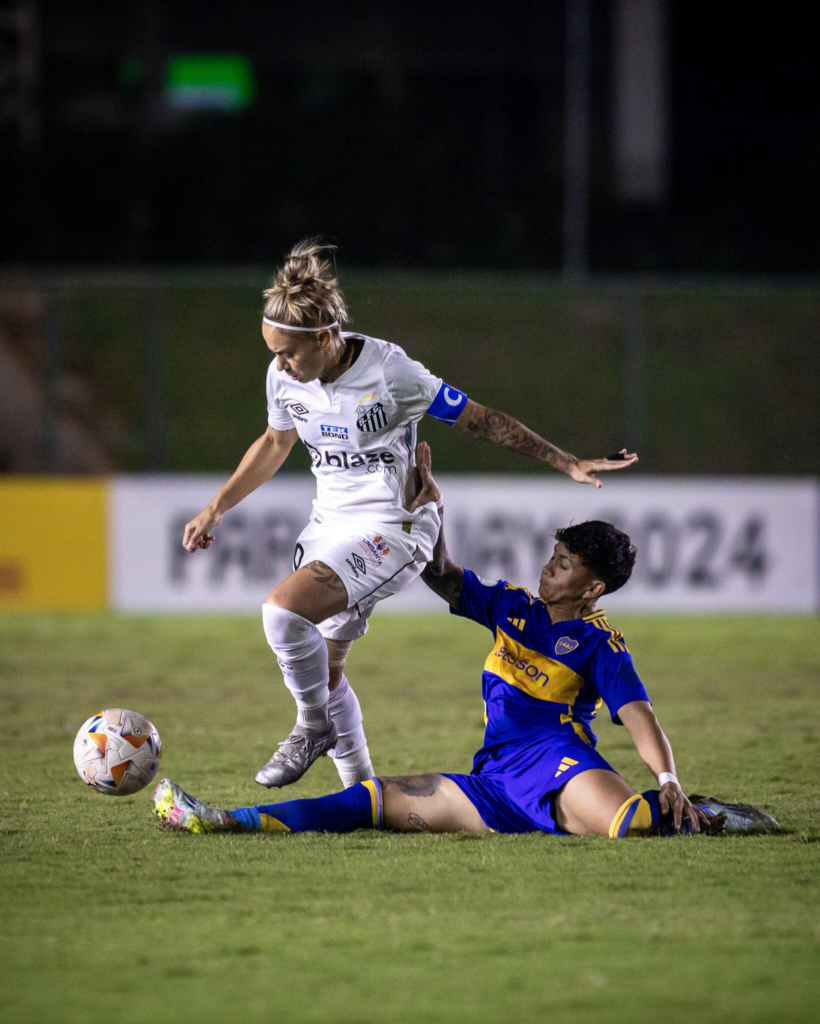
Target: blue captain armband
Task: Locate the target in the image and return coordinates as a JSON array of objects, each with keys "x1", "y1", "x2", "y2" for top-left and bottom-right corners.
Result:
[{"x1": 426, "y1": 382, "x2": 468, "y2": 424}]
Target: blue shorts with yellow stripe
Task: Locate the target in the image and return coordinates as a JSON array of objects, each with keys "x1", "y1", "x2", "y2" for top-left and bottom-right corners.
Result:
[{"x1": 443, "y1": 734, "x2": 616, "y2": 834}]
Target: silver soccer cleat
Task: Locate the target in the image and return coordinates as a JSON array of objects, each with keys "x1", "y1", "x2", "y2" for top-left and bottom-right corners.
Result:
[
  {"x1": 690, "y1": 795, "x2": 779, "y2": 833},
  {"x1": 254, "y1": 719, "x2": 338, "y2": 788}
]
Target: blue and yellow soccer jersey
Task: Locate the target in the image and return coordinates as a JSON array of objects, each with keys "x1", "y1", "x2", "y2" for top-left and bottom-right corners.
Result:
[
  {"x1": 453, "y1": 569, "x2": 649, "y2": 769},
  {"x1": 442, "y1": 570, "x2": 651, "y2": 834}
]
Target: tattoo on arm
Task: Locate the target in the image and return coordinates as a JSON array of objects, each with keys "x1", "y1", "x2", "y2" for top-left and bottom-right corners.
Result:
[
  {"x1": 420, "y1": 508, "x2": 465, "y2": 608},
  {"x1": 460, "y1": 402, "x2": 574, "y2": 473},
  {"x1": 407, "y1": 813, "x2": 432, "y2": 833},
  {"x1": 304, "y1": 560, "x2": 347, "y2": 596},
  {"x1": 421, "y1": 562, "x2": 464, "y2": 608}
]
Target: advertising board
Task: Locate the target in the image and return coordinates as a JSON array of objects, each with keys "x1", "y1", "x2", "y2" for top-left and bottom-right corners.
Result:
[
  {"x1": 0, "y1": 478, "x2": 107, "y2": 610},
  {"x1": 110, "y1": 475, "x2": 819, "y2": 614}
]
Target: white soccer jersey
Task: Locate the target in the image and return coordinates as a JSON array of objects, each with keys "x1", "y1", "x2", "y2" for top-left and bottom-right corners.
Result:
[{"x1": 266, "y1": 333, "x2": 467, "y2": 523}]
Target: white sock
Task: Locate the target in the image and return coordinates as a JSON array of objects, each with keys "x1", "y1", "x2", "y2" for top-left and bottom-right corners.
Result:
[
  {"x1": 327, "y1": 675, "x2": 374, "y2": 787},
  {"x1": 261, "y1": 604, "x2": 330, "y2": 729}
]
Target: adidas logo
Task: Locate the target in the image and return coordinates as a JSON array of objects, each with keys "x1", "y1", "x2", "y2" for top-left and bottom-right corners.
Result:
[
  {"x1": 554, "y1": 756, "x2": 579, "y2": 778},
  {"x1": 507, "y1": 616, "x2": 526, "y2": 632}
]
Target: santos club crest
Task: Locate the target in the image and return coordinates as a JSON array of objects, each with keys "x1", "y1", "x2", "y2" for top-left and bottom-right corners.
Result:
[{"x1": 356, "y1": 394, "x2": 388, "y2": 433}]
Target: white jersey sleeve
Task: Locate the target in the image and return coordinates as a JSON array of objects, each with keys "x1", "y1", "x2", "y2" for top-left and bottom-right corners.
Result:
[
  {"x1": 266, "y1": 362, "x2": 296, "y2": 430},
  {"x1": 382, "y1": 345, "x2": 443, "y2": 423},
  {"x1": 382, "y1": 344, "x2": 469, "y2": 425}
]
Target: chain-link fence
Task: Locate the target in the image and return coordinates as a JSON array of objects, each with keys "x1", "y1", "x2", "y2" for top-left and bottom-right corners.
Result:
[{"x1": 0, "y1": 271, "x2": 817, "y2": 476}]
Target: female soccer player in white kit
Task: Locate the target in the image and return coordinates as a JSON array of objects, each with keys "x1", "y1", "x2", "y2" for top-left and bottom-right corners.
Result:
[{"x1": 183, "y1": 240, "x2": 637, "y2": 791}]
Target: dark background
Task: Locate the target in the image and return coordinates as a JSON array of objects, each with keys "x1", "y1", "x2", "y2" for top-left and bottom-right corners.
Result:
[
  {"x1": 1, "y1": 0, "x2": 817, "y2": 272},
  {"x1": 0, "y1": 1, "x2": 817, "y2": 478}
]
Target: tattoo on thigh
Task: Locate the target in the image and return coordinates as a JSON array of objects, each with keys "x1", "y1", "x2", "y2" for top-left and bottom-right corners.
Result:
[
  {"x1": 407, "y1": 813, "x2": 432, "y2": 833},
  {"x1": 305, "y1": 560, "x2": 347, "y2": 596},
  {"x1": 382, "y1": 775, "x2": 442, "y2": 798}
]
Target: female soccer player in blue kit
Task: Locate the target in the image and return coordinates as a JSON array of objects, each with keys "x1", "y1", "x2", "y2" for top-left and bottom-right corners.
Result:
[{"x1": 157, "y1": 445, "x2": 776, "y2": 840}]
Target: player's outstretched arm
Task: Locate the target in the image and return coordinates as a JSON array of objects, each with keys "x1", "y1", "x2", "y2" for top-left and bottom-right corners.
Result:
[
  {"x1": 453, "y1": 399, "x2": 637, "y2": 488},
  {"x1": 420, "y1": 509, "x2": 464, "y2": 608},
  {"x1": 618, "y1": 700, "x2": 707, "y2": 832},
  {"x1": 182, "y1": 427, "x2": 298, "y2": 552},
  {"x1": 409, "y1": 442, "x2": 465, "y2": 609}
]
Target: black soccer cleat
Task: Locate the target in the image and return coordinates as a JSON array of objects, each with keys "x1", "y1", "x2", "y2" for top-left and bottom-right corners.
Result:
[{"x1": 689, "y1": 795, "x2": 779, "y2": 834}]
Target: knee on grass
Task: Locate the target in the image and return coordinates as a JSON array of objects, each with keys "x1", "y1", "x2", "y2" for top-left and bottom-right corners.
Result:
[{"x1": 608, "y1": 793, "x2": 656, "y2": 838}]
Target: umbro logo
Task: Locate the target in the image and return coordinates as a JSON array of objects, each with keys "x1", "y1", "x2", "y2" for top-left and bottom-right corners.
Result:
[
  {"x1": 555, "y1": 637, "x2": 579, "y2": 656},
  {"x1": 554, "y1": 756, "x2": 579, "y2": 778},
  {"x1": 290, "y1": 403, "x2": 310, "y2": 417},
  {"x1": 345, "y1": 554, "x2": 367, "y2": 580}
]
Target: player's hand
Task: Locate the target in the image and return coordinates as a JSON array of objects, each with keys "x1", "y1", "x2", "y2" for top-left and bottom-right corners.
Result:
[
  {"x1": 568, "y1": 449, "x2": 638, "y2": 488},
  {"x1": 659, "y1": 781, "x2": 707, "y2": 833},
  {"x1": 407, "y1": 441, "x2": 442, "y2": 513},
  {"x1": 182, "y1": 507, "x2": 222, "y2": 552}
]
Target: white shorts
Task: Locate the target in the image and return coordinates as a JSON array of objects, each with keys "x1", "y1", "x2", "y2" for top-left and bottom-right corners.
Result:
[{"x1": 293, "y1": 503, "x2": 441, "y2": 642}]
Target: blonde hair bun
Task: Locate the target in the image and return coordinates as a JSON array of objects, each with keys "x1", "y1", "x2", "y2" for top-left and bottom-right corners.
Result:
[{"x1": 263, "y1": 238, "x2": 349, "y2": 329}]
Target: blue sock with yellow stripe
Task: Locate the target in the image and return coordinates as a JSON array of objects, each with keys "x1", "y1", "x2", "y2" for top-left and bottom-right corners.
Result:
[
  {"x1": 230, "y1": 779, "x2": 382, "y2": 833},
  {"x1": 642, "y1": 789, "x2": 707, "y2": 835},
  {"x1": 609, "y1": 789, "x2": 707, "y2": 837},
  {"x1": 608, "y1": 793, "x2": 655, "y2": 837}
]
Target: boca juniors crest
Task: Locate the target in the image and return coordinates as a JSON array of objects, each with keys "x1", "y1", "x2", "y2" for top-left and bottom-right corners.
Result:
[{"x1": 356, "y1": 394, "x2": 388, "y2": 433}]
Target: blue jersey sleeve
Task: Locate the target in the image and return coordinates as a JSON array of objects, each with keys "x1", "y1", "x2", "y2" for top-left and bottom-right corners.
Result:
[
  {"x1": 451, "y1": 569, "x2": 514, "y2": 632},
  {"x1": 426, "y1": 382, "x2": 468, "y2": 424},
  {"x1": 589, "y1": 643, "x2": 650, "y2": 725}
]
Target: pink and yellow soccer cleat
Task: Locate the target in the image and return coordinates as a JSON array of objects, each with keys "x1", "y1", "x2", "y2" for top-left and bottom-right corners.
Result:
[{"x1": 153, "y1": 778, "x2": 234, "y2": 834}]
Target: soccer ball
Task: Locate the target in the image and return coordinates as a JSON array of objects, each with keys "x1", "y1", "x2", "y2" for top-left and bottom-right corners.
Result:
[{"x1": 73, "y1": 708, "x2": 162, "y2": 796}]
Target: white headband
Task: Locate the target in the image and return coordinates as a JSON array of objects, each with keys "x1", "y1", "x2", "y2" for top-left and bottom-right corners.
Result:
[{"x1": 263, "y1": 316, "x2": 339, "y2": 332}]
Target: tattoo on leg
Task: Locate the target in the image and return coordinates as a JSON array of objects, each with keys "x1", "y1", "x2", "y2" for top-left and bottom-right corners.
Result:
[
  {"x1": 382, "y1": 775, "x2": 442, "y2": 798},
  {"x1": 407, "y1": 813, "x2": 432, "y2": 833},
  {"x1": 304, "y1": 560, "x2": 347, "y2": 596}
]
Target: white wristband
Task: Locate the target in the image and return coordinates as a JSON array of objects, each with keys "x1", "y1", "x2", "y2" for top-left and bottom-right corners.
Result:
[{"x1": 658, "y1": 772, "x2": 679, "y2": 787}]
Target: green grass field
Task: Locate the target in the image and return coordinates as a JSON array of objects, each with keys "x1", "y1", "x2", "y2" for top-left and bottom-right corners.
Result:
[{"x1": 1, "y1": 613, "x2": 818, "y2": 1024}]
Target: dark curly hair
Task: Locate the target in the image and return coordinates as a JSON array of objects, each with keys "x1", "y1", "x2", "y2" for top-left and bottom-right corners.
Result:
[{"x1": 554, "y1": 521, "x2": 637, "y2": 595}]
